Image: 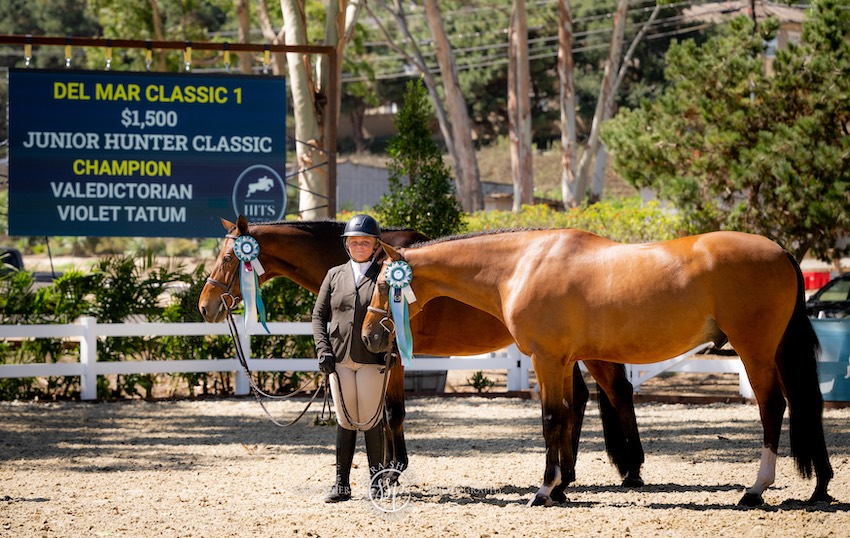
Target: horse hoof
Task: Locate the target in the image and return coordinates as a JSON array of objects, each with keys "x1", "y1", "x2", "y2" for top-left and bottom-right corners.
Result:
[
  {"x1": 738, "y1": 492, "x2": 764, "y2": 507},
  {"x1": 550, "y1": 489, "x2": 568, "y2": 504},
  {"x1": 621, "y1": 475, "x2": 645, "y2": 488},
  {"x1": 806, "y1": 491, "x2": 834, "y2": 504},
  {"x1": 527, "y1": 494, "x2": 554, "y2": 507}
]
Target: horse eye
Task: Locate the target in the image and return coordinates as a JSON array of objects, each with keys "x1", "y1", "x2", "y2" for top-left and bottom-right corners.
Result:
[
  {"x1": 223, "y1": 254, "x2": 232, "y2": 263},
  {"x1": 378, "y1": 282, "x2": 389, "y2": 294}
]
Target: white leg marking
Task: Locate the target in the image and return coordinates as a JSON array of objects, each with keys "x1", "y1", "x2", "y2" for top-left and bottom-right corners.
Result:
[
  {"x1": 528, "y1": 467, "x2": 562, "y2": 507},
  {"x1": 747, "y1": 446, "x2": 777, "y2": 495}
]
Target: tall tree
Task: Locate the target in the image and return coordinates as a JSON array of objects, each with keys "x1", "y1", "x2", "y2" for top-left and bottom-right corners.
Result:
[
  {"x1": 364, "y1": 0, "x2": 463, "y2": 185},
  {"x1": 422, "y1": 0, "x2": 484, "y2": 212},
  {"x1": 557, "y1": 0, "x2": 578, "y2": 207},
  {"x1": 508, "y1": 0, "x2": 533, "y2": 210},
  {"x1": 566, "y1": 0, "x2": 628, "y2": 206},
  {"x1": 603, "y1": 3, "x2": 850, "y2": 262},
  {"x1": 368, "y1": 0, "x2": 484, "y2": 212}
]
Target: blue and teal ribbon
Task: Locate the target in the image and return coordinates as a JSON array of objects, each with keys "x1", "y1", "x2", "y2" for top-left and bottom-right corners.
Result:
[
  {"x1": 234, "y1": 235, "x2": 270, "y2": 334},
  {"x1": 385, "y1": 261, "x2": 416, "y2": 365}
]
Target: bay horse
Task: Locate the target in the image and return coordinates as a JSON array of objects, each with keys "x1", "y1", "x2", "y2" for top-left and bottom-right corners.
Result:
[
  {"x1": 198, "y1": 217, "x2": 645, "y2": 485},
  {"x1": 362, "y1": 229, "x2": 833, "y2": 507}
]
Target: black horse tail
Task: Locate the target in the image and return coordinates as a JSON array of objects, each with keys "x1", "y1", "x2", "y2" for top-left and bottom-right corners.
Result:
[
  {"x1": 597, "y1": 365, "x2": 644, "y2": 481},
  {"x1": 775, "y1": 252, "x2": 831, "y2": 482}
]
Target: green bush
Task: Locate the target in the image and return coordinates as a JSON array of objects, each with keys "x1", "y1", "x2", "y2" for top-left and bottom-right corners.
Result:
[{"x1": 464, "y1": 198, "x2": 689, "y2": 243}]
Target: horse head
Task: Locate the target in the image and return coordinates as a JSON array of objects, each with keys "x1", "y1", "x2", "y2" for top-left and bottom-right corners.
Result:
[
  {"x1": 363, "y1": 241, "x2": 408, "y2": 354},
  {"x1": 197, "y1": 215, "x2": 249, "y2": 322}
]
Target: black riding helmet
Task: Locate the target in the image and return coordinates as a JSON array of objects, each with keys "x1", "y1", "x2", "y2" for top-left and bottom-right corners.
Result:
[{"x1": 342, "y1": 214, "x2": 381, "y2": 258}]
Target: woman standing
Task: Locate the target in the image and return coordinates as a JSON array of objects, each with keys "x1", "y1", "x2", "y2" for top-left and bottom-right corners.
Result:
[{"x1": 312, "y1": 214, "x2": 388, "y2": 502}]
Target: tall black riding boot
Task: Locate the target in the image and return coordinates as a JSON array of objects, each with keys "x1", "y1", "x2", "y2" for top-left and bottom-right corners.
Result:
[
  {"x1": 325, "y1": 425, "x2": 356, "y2": 503},
  {"x1": 364, "y1": 421, "x2": 386, "y2": 499}
]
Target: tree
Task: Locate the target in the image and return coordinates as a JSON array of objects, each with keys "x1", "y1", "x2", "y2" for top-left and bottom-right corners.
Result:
[
  {"x1": 508, "y1": 0, "x2": 533, "y2": 210},
  {"x1": 366, "y1": 0, "x2": 484, "y2": 212},
  {"x1": 603, "y1": 3, "x2": 850, "y2": 262},
  {"x1": 375, "y1": 80, "x2": 464, "y2": 239}
]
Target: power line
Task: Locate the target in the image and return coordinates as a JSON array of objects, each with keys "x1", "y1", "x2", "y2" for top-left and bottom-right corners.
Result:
[{"x1": 345, "y1": 1, "x2": 727, "y2": 84}]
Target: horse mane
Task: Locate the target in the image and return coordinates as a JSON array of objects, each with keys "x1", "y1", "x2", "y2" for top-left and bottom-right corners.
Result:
[
  {"x1": 409, "y1": 228, "x2": 539, "y2": 249},
  {"x1": 249, "y1": 218, "x2": 418, "y2": 234}
]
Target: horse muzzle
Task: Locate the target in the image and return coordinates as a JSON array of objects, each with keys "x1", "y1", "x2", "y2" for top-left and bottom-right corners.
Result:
[{"x1": 363, "y1": 307, "x2": 393, "y2": 353}]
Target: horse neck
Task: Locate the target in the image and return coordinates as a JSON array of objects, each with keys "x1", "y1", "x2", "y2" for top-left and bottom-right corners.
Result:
[
  {"x1": 251, "y1": 223, "x2": 347, "y2": 293},
  {"x1": 407, "y1": 236, "x2": 520, "y2": 321}
]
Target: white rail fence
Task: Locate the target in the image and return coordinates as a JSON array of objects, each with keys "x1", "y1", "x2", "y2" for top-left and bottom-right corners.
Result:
[{"x1": 0, "y1": 317, "x2": 753, "y2": 400}]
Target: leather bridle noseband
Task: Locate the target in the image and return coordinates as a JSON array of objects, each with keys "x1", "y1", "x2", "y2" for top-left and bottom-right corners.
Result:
[{"x1": 205, "y1": 232, "x2": 242, "y2": 314}]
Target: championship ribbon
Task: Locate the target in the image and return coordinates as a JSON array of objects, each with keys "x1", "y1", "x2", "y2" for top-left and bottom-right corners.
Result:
[
  {"x1": 385, "y1": 260, "x2": 417, "y2": 365},
  {"x1": 233, "y1": 235, "x2": 270, "y2": 334}
]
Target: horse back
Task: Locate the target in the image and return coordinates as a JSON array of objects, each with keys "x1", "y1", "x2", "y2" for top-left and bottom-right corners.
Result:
[{"x1": 507, "y1": 230, "x2": 798, "y2": 362}]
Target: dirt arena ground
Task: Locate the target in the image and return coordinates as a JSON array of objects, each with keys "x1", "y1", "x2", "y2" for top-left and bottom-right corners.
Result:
[{"x1": 2, "y1": 390, "x2": 850, "y2": 538}]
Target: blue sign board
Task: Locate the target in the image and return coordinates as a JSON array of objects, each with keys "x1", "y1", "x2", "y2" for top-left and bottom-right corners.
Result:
[{"x1": 7, "y1": 69, "x2": 287, "y2": 237}]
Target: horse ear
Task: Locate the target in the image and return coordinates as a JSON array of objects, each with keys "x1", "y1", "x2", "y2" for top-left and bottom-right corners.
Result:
[
  {"x1": 236, "y1": 215, "x2": 249, "y2": 235},
  {"x1": 380, "y1": 241, "x2": 404, "y2": 261},
  {"x1": 220, "y1": 217, "x2": 235, "y2": 231}
]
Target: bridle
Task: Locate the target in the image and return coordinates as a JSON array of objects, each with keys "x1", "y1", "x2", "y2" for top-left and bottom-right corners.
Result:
[
  {"x1": 366, "y1": 260, "x2": 400, "y2": 336},
  {"x1": 206, "y1": 228, "x2": 331, "y2": 428},
  {"x1": 205, "y1": 231, "x2": 242, "y2": 314}
]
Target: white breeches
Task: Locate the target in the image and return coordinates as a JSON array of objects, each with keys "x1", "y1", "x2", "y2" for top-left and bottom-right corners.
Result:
[{"x1": 329, "y1": 360, "x2": 386, "y2": 430}]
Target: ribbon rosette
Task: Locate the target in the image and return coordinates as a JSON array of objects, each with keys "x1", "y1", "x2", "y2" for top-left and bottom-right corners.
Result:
[
  {"x1": 385, "y1": 261, "x2": 417, "y2": 365},
  {"x1": 233, "y1": 235, "x2": 270, "y2": 334}
]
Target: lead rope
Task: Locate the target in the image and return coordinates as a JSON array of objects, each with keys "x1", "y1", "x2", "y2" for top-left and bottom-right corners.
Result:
[
  {"x1": 330, "y1": 343, "x2": 394, "y2": 431},
  {"x1": 224, "y1": 306, "x2": 329, "y2": 427}
]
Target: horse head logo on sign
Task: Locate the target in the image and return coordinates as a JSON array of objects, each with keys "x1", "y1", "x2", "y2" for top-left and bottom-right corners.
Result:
[{"x1": 232, "y1": 164, "x2": 287, "y2": 220}]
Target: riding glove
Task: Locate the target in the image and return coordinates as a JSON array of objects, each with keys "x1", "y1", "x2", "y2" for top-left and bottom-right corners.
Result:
[{"x1": 319, "y1": 353, "x2": 336, "y2": 375}]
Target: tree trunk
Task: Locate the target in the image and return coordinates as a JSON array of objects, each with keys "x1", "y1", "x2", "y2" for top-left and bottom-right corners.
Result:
[
  {"x1": 366, "y1": 0, "x2": 464, "y2": 193},
  {"x1": 234, "y1": 0, "x2": 253, "y2": 74},
  {"x1": 349, "y1": 104, "x2": 367, "y2": 153},
  {"x1": 573, "y1": 0, "x2": 628, "y2": 204},
  {"x1": 509, "y1": 0, "x2": 533, "y2": 211},
  {"x1": 558, "y1": 0, "x2": 579, "y2": 207},
  {"x1": 589, "y1": 3, "x2": 661, "y2": 202},
  {"x1": 280, "y1": 0, "x2": 327, "y2": 219},
  {"x1": 148, "y1": 0, "x2": 167, "y2": 72},
  {"x1": 422, "y1": 0, "x2": 484, "y2": 212},
  {"x1": 257, "y1": 0, "x2": 286, "y2": 75}
]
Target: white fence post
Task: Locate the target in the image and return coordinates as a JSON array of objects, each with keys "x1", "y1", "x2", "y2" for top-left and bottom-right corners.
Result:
[
  {"x1": 79, "y1": 316, "x2": 98, "y2": 401},
  {"x1": 506, "y1": 345, "x2": 530, "y2": 391}
]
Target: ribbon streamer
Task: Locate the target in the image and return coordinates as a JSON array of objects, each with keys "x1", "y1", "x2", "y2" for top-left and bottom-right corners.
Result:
[
  {"x1": 385, "y1": 261, "x2": 417, "y2": 365},
  {"x1": 234, "y1": 235, "x2": 269, "y2": 334}
]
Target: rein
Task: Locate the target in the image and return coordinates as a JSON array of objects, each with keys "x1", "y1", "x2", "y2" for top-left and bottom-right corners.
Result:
[
  {"x1": 330, "y1": 348, "x2": 394, "y2": 432},
  {"x1": 212, "y1": 231, "x2": 331, "y2": 428},
  {"x1": 224, "y1": 309, "x2": 328, "y2": 427}
]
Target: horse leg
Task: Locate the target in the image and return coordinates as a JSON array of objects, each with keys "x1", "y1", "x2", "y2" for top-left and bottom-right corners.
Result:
[
  {"x1": 549, "y1": 363, "x2": 587, "y2": 503},
  {"x1": 529, "y1": 356, "x2": 570, "y2": 507},
  {"x1": 383, "y1": 364, "x2": 408, "y2": 477},
  {"x1": 585, "y1": 361, "x2": 645, "y2": 487},
  {"x1": 738, "y1": 362, "x2": 786, "y2": 507}
]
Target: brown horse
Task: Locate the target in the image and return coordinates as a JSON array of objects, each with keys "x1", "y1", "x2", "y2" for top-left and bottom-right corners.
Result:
[
  {"x1": 198, "y1": 217, "x2": 645, "y2": 485},
  {"x1": 362, "y1": 229, "x2": 833, "y2": 507}
]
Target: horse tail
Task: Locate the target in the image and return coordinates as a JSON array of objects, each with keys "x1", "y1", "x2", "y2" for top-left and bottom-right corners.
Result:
[
  {"x1": 775, "y1": 252, "x2": 829, "y2": 479},
  {"x1": 597, "y1": 387, "x2": 630, "y2": 476}
]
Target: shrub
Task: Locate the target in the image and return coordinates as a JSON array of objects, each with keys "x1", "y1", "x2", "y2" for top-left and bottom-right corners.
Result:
[{"x1": 464, "y1": 198, "x2": 689, "y2": 243}]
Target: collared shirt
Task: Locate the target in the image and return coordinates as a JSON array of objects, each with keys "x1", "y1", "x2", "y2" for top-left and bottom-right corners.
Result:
[{"x1": 350, "y1": 259, "x2": 374, "y2": 285}]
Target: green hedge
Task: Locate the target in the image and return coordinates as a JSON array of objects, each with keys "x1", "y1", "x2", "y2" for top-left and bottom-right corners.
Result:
[
  {"x1": 464, "y1": 198, "x2": 689, "y2": 243},
  {"x1": 0, "y1": 255, "x2": 316, "y2": 401}
]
